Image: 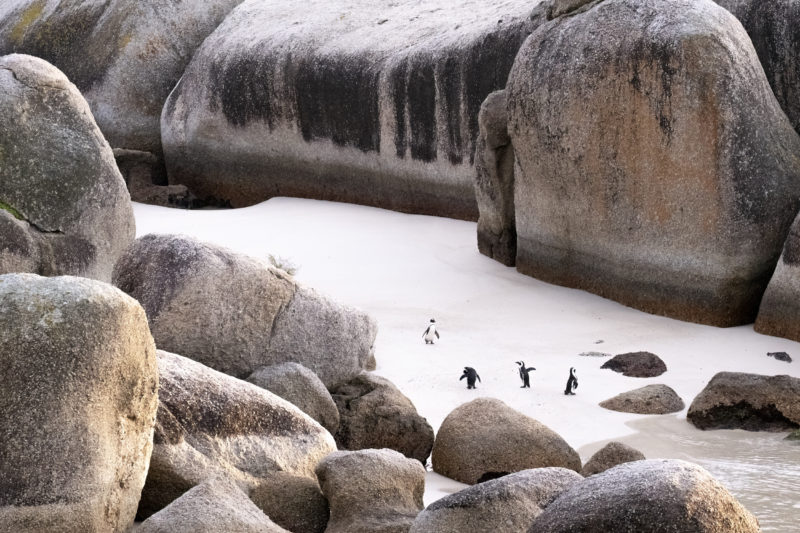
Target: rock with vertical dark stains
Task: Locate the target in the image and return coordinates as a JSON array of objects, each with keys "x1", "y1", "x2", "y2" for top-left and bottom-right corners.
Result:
[
  {"x1": 138, "y1": 477, "x2": 290, "y2": 533},
  {"x1": 409, "y1": 468, "x2": 582, "y2": 533},
  {"x1": 0, "y1": 0, "x2": 245, "y2": 160},
  {"x1": 474, "y1": 89, "x2": 516, "y2": 266},
  {"x1": 247, "y1": 362, "x2": 340, "y2": 435},
  {"x1": 432, "y1": 398, "x2": 581, "y2": 484},
  {"x1": 330, "y1": 372, "x2": 434, "y2": 464},
  {"x1": 161, "y1": 0, "x2": 542, "y2": 219},
  {"x1": 316, "y1": 449, "x2": 426, "y2": 533},
  {"x1": 756, "y1": 212, "x2": 800, "y2": 342},
  {"x1": 687, "y1": 372, "x2": 800, "y2": 431},
  {"x1": 714, "y1": 0, "x2": 800, "y2": 135},
  {"x1": 0, "y1": 274, "x2": 158, "y2": 532},
  {"x1": 0, "y1": 54, "x2": 134, "y2": 282},
  {"x1": 528, "y1": 460, "x2": 761, "y2": 532},
  {"x1": 113, "y1": 234, "x2": 377, "y2": 388},
  {"x1": 137, "y1": 350, "x2": 336, "y2": 519},
  {"x1": 507, "y1": 0, "x2": 800, "y2": 326}
]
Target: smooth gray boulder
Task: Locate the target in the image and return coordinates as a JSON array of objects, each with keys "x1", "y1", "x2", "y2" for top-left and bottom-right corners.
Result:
[
  {"x1": 331, "y1": 372, "x2": 434, "y2": 464},
  {"x1": 506, "y1": 0, "x2": 800, "y2": 327},
  {"x1": 528, "y1": 460, "x2": 761, "y2": 532},
  {"x1": 431, "y1": 398, "x2": 581, "y2": 485},
  {"x1": 0, "y1": 54, "x2": 134, "y2": 282},
  {"x1": 715, "y1": 0, "x2": 800, "y2": 135},
  {"x1": 248, "y1": 473, "x2": 329, "y2": 533},
  {"x1": 600, "y1": 351, "x2": 667, "y2": 377},
  {"x1": 755, "y1": 212, "x2": 800, "y2": 342},
  {"x1": 0, "y1": 0, "x2": 244, "y2": 158},
  {"x1": 138, "y1": 477, "x2": 290, "y2": 533},
  {"x1": 137, "y1": 350, "x2": 336, "y2": 519},
  {"x1": 0, "y1": 274, "x2": 158, "y2": 532},
  {"x1": 316, "y1": 449, "x2": 426, "y2": 533},
  {"x1": 113, "y1": 234, "x2": 377, "y2": 388},
  {"x1": 409, "y1": 468, "x2": 582, "y2": 533},
  {"x1": 247, "y1": 363, "x2": 340, "y2": 434},
  {"x1": 687, "y1": 371, "x2": 800, "y2": 431},
  {"x1": 161, "y1": 0, "x2": 541, "y2": 218},
  {"x1": 581, "y1": 442, "x2": 646, "y2": 477},
  {"x1": 474, "y1": 89, "x2": 516, "y2": 265},
  {"x1": 600, "y1": 384, "x2": 685, "y2": 415}
]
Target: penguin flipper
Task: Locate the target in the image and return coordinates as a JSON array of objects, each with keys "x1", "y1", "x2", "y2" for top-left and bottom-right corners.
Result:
[
  {"x1": 476, "y1": 374, "x2": 481, "y2": 382},
  {"x1": 459, "y1": 374, "x2": 466, "y2": 380},
  {"x1": 435, "y1": 330, "x2": 440, "y2": 338},
  {"x1": 527, "y1": 367, "x2": 536, "y2": 372}
]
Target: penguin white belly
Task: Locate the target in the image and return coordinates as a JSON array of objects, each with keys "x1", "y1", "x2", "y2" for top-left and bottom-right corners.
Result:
[{"x1": 424, "y1": 325, "x2": 437, "y2": 342}]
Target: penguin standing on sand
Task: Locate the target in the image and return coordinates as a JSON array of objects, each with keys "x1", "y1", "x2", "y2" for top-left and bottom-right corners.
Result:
[
  {"x1": 564, "y1": 367, "x2": 578, "y2": 395},
  {"x1": 422, "y1": 318, "x2": 440, "y2": 344},
  {"x1": 516, "y1": 361, "x2": 536, "y2": 388},
  {"x1": 460, "y1": 367, "x2": 481, "y2": 389}
]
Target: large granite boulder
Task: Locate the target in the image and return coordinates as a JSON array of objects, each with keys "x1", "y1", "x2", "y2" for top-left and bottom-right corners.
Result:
[
  {"x1": 687, "y1": 371, "x2": 800, "y2": 431},
  {"x1": 0, "y1": 274, "x2": 158, "y2": 532},
  {"x1": 161, "y1": 0, "x2": 542, "y2": 218},
  {"x1": 755, "y1": 212, "x2": 800, "y2": 342},
  {"x1": 715, "y1": 0, "x2": 800, "y2": 135},
  {"x1": 528, "y1": 459, "x2": 761, "y2": 532},
  {"x1": 113, "y1": 234, "x2": 377, "y2": 388},
  {"x1": 0, "y1": 54, "x2": 134, "y2": 282},
  {"x1": 248, "y1": 362, "x2": 340, "y2": 434},
  {"x1": 599, "y1": 384, "x2": 685, "y2": 415},
  {"x1": 248, "y1": 473, "x2": 329, "y2": 533},
  {"x1": 138, "y1": 477, "x2": 290, "y2": 533},
  {"x1": 431, "y1": 398, "x2": 581, "y2": 484},
  {"x1": 316, "y1": 449, "x2": 425, "y2": 533},
  {"x1": 506, "y1": 0, "x2": 800, "y2": 326},
  {"x1": 0, "y1": 0, "x2": 244, "y2": 158},
  {"x1": 600, "y1": 351, "x2": 667, "y2": 377},
  {"x1": 474, "y1": 89, "x2": 516, "y2": 265},
  {"x1": 409, "y1": 468, "x2": 582, "y2": 533},
  {"x1": 581, "y1": 442, "x2": 646, "y2": 477},
  {"x1": 331, "y1": 372, "x2": 434, "y2": 464},
  {"x1": 138, "y1": 350, "x2": 336, "y2": 518}
]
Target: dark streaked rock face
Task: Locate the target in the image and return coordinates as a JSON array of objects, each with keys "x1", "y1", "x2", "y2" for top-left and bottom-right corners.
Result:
[
  {"x1": 0, "y1": 274, "x2": 158, "y2": 533},
  {"x1": 137, "y1": 350, "x2": 336, "y2": 519},
  {"x1": 506, "y1": 0, "x2": 800, "y2": 327},
  {"x1": 410, "y1": 468, "x2": 582, "y2": 533},
  {"x1": 161, "y1": 0, "x2": 541, "y2": 219},
  {"x1": 528, "y1": 460, "x2": 761, "y2": 532},
  {"x1": 0, "y1": 0, "x2": 245, "y2": 156},
  {"x1": 687, "y1": 372, "x2": 800, "y2": 431},
  {"x1": 0, "y1": 54, "x2": 134, "y2": 282},
  {"x1": 601, "y1": 351, "x2": 668, "y2": 377}
]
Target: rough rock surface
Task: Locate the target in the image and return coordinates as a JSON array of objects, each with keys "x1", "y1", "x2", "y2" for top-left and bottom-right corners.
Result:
[
  {"x1": 113, "y1": 234, "x2": 377, "y2": 388},
  {"x1": 0, "y1": 0, "x2": 245, "y2": 157},
  {"x1": 316, "y1": 449, "x2": 425, "y2": 533},
  {"x1": 432, "y1": 398, "x2": 581, "y2": 484},
  {"x1": 786, "y1": 429, "x2": 800, "y2": 441},
  {"x1": 248, "y1": 472, "x2": 329, "y2": 533},
  {"x1": 137, "y1": 350, "x2": 336, "y2": 519},
  {"x1": 0, "y1": 274, "x2": 158, "y2": 532},
  {"x1": 755, "y1": 212, "x2": 800, "y2": 342},
  {"x1": 138, "y1": 477, "x2": 290, "y2": 533},
  {"x1": 113, "y1": 149, "x2": 197, "y2": 208},
  {"x1": 600, "y1": 351, "x2": 668, "y2": 377},
  {"x1": 600, "y1": 384, "x2": 685, "y2": 415},
  {"x1": 247, "y1": 362, "x2": 340, "y2": 434},
  {"x1": 687, "y1": 371, "x2": 800, "y2": 431},
  {"x1": 331, "y1": 372, "x2": 434, "y2": 464},
  {"x1": 474, "y1": 89, "x2": 516, "y2": 265},
  {"x1": 0, "y1": 54, "x2": 134, "y2": 282},
  {"x1": 528, "y1": 459, "x2": 761, "y2": 532},
  {"x1": 715, "y1": 0, "x2": 800, "y2": 135},
  {"x1": 409, "y1": 468, "x2": 582, "y2": 533},
  {"x1": 506, "y1": 0, "x2": 800, "y2": 327},
  {"x1": 581, "y1": 442, "x2": 646, "y2": 477},
  {"x1": 161, "y1": 0, "x2": 542, "y2": 218},
  {"x1": 767, "y1": 351, "x2": 792, "y2": 363}
]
